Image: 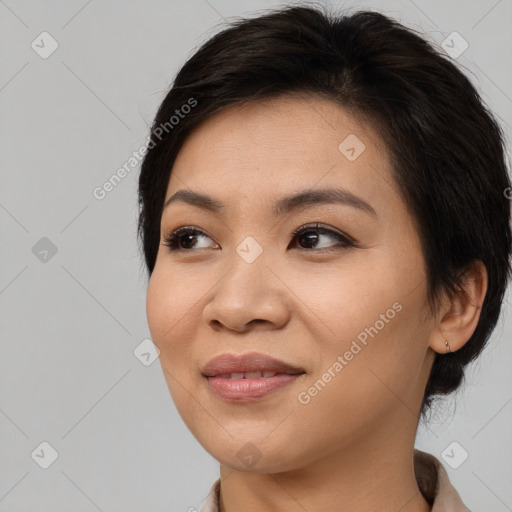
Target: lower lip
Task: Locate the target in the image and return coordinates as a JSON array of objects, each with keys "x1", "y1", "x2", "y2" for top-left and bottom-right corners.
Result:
[{"x1": 205, "y1": 374, "x2": 303, "y2": 402}]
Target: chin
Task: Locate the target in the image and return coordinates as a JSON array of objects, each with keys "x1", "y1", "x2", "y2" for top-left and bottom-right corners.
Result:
[{"x1": 196, "y1": 431, "x2": 305, "y2": 474}]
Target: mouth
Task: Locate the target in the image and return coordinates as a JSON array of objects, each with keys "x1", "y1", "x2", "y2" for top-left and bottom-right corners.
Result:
[
  {"x1": 210, "y1": 370, "x2": 304, "y2": 379},
  {"x1": 201, "y1": 352, "x2": 306, "y2": 402},
  {"x1": 201, "y1": 351, "x2": 306, "y2": 378}
]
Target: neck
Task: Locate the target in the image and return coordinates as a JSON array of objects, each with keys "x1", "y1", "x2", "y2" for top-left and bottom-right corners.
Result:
[{"x1": 217, "y1": 416, "x2": 431, "y2": 512}]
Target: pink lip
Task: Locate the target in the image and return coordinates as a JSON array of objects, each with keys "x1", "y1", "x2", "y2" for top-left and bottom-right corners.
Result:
[
  {"x1": 201, "y1": 352, "x2": 306, "y2": 403},
  {"x1": 206, "y1": 374, "x2": 303, "y2": 402},
  {"x1": 201, "y1": 351, "x2": 305, "y2": 376}
]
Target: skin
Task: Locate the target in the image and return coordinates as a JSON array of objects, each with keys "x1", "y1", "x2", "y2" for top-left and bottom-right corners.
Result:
[{"x1": 146, "y1": 93, "x2": 488, "y2": 512}]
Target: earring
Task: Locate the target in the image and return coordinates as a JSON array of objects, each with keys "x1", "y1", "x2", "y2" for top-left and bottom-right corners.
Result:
[{"x1": 445, "y1": 340, "x2": 451, "y2": 353}]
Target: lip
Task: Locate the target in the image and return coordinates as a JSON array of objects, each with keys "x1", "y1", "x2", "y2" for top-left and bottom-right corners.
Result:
[
  {"x1": 202, "y1": 352, "x2": 306, "y2": 403},
  {"x1": 201, "y1": 352, "x2": 305, "y2": 377}
]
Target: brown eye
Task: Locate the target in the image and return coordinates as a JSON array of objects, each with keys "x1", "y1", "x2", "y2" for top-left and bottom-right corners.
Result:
[
  {"x1": 162, "y1": 223, "x2": 354, "y2": 253},
  {"x1": 163, "y1": 227, "x2": 216, "y2": 251},
  {"x1": 290, "y1": 223, "x2": 353, "y2": 251}
]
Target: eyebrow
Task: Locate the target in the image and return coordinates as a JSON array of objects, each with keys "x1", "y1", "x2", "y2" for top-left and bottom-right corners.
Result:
[{"x1": 163, "y1": 187, "x2": 376, "y2": 217}]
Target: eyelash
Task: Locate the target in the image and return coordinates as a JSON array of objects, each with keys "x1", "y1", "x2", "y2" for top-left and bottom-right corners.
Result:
[{"x1": 162, "y1": 222, "x2": 355, "y2": 253}]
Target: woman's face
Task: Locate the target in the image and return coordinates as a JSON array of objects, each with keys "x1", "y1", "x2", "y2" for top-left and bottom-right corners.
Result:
[{"x1": 146, "y1": 94, "x2": 437, "y2": 472}]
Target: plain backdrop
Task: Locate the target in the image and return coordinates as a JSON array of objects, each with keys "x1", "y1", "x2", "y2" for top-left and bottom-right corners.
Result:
[{"x1": 1, "y1": 0, "x2": 511, "y2": 510}]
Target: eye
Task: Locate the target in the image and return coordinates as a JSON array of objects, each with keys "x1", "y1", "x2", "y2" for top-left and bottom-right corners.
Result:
[
  {"x1": 163, "y1": 226, "x2": 217, "y2": 251},
  {"x1": 162, "y1": 222, "x2": 354, "y2": 252},
  {"x1": 289, "y1": 222, "x2": 354, "y2": 252}
]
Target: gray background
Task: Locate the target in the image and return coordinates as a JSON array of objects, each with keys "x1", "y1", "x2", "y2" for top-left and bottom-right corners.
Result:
[{"x1": 1, "y1": 0, "x2": 511, "y2": 510}]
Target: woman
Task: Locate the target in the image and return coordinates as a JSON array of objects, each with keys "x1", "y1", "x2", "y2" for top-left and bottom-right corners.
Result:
[{"x1": 137, "y1": 4, "x2": 511, "y2": 511}]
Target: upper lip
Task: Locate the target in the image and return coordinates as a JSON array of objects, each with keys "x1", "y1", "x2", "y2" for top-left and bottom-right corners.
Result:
[{"x1": 201, "y1": 352, "x2": 306, "y2": 377}]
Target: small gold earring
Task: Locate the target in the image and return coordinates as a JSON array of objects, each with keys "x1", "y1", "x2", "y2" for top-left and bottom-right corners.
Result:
[{"x1": 445, "y1": 340, "x2": 451, "y2": 353}]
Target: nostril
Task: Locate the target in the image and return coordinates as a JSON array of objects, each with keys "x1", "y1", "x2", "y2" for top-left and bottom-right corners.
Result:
[{"x1": 249, "y1": 319, "x2": 267, "y2": 326}]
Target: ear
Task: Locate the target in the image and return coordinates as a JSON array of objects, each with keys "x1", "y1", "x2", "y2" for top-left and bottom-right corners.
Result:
[{"x1": 429, "y1": 260, "x2": 488, "y2": 354}]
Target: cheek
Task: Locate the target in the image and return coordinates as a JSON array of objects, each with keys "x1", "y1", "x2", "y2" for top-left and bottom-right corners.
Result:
[
  {"x1": 283, "y1": 258, "x2": 402, "y2": 349},
  {"x1": 292, "y1": 256, "x2": 429, "y2": 401},
  {"x1": 147, "y1": 262, "x2": 198, "y2": 336},
  {"x1": 146, "y1": 268, "x2": 201, "y2": 417},
  {"x1": 146, "y1": 269, "x2": 169, "y2": 346},
  {"x1": 146, "y1": 267, "x2": 196, "y2": 367},
  {"x1": 292, "y1": 304, "x2": 428, "y2": 449}
]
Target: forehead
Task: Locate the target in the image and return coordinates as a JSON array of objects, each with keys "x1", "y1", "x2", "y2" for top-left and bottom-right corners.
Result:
[{"x1": 165, "y1": 94, "x2": 398, "y2": 217}]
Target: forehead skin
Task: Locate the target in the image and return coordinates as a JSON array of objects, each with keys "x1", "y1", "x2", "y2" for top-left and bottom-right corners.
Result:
[{"x1": 161, "y1": 93, "x2": 421, "y2": 274}]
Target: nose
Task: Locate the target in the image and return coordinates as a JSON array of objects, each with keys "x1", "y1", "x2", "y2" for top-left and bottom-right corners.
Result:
[{"x1": 202, "y1": 248, "x2": 291, "y2": 334}]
